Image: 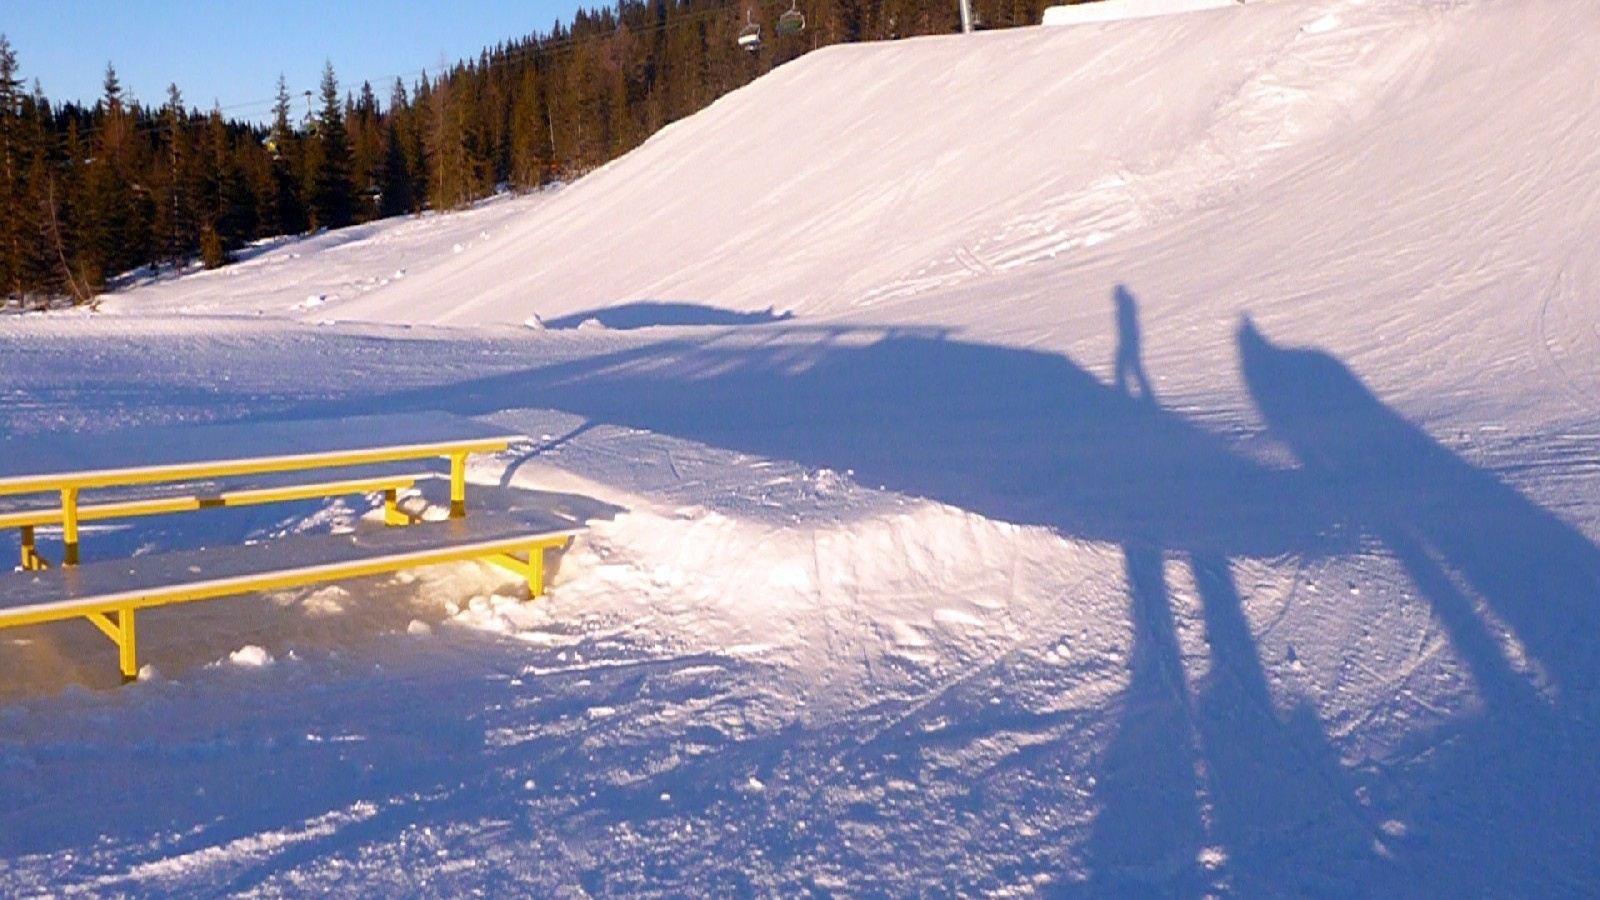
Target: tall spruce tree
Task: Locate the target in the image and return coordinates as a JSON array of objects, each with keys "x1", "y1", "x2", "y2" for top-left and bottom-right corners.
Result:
[
  {"x1": 0, "y1": 35, "x2": 26, "y2": 303},
  {"x1": 268, "y1": 74, "x2": 309, "y2": 234},
  {"x1": 426, "y1": 71, "x2": 470, "y2": 209},
  {"x1": 311, "y1": 61, "x2": 354, "y2": 230},
  {"x1": 379, "y1": 79, "x2": 417, "y2": 216},
  {"x1": 157, "y1": 83, "x2": 196, "y2": 266},
  {"x1": 349, "y1": 81, "x2": 382, "y2": 222}
]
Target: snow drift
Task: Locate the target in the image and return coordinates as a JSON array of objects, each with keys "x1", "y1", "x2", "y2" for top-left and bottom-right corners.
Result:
[{"x1": 1042, "y1": 0, "x2": 1244, "y2": 27}]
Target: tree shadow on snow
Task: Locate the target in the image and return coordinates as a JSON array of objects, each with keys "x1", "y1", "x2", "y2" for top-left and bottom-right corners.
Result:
[
  {"x1": 539, "y1": 301, "x2": 795, "y2": 331},
  {"x1": 294, "y1": 311, "x2": 1341, "y2": 561}
]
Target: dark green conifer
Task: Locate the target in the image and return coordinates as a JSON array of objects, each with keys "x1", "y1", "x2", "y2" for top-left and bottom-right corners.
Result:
[{"x1": 311, "y1": 62, "x2": 354, "y2": 230}]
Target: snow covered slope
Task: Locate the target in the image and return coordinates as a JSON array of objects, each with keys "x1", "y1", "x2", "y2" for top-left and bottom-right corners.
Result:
[
  {"x1": 335, "y1": 0, "x2": 1396, "y2": 327},
  {"x1": 222, "y1": 0, "x2": 1586, "y2": 385},
  {"x1": 10, "y1": 0, "x2": 1600, "y2": 894},
  {"x1": 106, "y1": 0, "x2": 1600, "y2": 426},
  {"x1": 106, "y1": 0, "x2": 1424, "y2": 327}
]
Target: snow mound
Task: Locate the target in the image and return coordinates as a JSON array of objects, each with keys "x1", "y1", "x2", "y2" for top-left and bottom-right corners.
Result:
[
  {"x1": 1042, "y1": 0, "x2": 1241, "y2": 27},
  {"x1": 227, "y1": 646, "x2": 274, "y2": 668}
]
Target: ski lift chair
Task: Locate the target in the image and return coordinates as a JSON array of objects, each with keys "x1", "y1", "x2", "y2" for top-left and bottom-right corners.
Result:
[
  {"x1": 777, "y1": 0, "x2": 805, "y2": 35},
  {"x1": 738, "y1": 9, "x2": 762, "y2": 51},
  {"x1": 301, "y1": 90, "x2": 319, "y2": 138}
]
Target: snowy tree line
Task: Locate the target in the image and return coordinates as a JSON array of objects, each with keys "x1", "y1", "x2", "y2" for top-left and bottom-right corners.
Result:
[{"x1": 0, "y1": 0, "x2": 1053, "y2": 308}]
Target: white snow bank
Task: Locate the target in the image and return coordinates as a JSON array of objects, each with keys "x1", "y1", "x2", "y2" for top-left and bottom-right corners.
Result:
[
  {"x1": 226, "y1": 645, "x2": 274, "y2": 667},
  {"x1": 1042, "y1": 0, "x2": 1240, "y2": 27}
]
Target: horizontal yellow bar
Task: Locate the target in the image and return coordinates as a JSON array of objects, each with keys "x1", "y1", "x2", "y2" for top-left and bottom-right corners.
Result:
[
  {"x1": 0, "y1": 534, "x2": 577, "y2": 630},
  {"x1": 0, "y1": 495, "x2": 199, "y2": 528},
  {"x1": 0, "y1": 475, "x2": 421, "y2": 529},
  {"x1": 0, "y1": 438, "x2": 511, "y2": 497},
  {"x1": 200, "y1": 475, "x2": 423, "y2": 508}
]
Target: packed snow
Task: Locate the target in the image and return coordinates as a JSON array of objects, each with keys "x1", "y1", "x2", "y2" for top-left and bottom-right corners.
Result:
[
  {"x1": 1042, "y1": 0, "x2": 1245, "y2": 27},
  {"x1": 4, "y1": 0, "x2": 1600, "y2": 893}
]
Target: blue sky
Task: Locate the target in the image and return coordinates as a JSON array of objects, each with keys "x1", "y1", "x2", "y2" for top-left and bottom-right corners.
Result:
[{"x1": 2, "y1": 1, "x2": 583, "y2": 120}]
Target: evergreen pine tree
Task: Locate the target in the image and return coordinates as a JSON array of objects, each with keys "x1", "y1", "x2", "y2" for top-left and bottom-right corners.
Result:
[
  {"x1": 0, "y1": 35, "x2": 25, "y2": 302},
  {"x1": 269, "y1": 74, "x2": 308, "y2": 234},
  {"x1": 311, "y1": 62, "x2": 354, "y2": 229},
  {"x1": 509, "y1": 65, "x2": 550, "y2": 189},
  {"x1": 157, "y1": 83, "x2": 196, "y2": 266},
  {"x1": 21, "y1": 77, "x2": 64, "y2": 302},
  {"x1": 426, "y1": 71, "x2": 470, "y2": 209},
  {"x1": 379, "y1": 79, "x2": 416, "y2": 216},
  {"x1": 405, "y1": 76, "x2": 432, "y2": 210},
  {"x1": 349, "y1": 81, "x2": 382, "y2": 221}
]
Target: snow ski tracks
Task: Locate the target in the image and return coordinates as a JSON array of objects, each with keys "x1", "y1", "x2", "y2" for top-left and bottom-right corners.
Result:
[{"x1": 1536, "y1": 223, "x2": 1600, "y2": 419}]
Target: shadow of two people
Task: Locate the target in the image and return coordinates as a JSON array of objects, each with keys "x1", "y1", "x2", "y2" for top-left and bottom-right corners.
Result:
[{"x1": 1089, "y1": 288, "x2": 1600, "y2": 893}]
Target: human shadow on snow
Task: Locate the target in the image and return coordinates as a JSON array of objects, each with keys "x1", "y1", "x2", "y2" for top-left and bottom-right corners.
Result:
[
  {"x1": 1083, "y1": 296, "x2": 1379, "y2": 895},
  {"x1": 1077, "y1": 311, "x2": 1600, "y2": 895},
  {"x1": 1237, "y1": 318, "x2": 1600, "y2": 894}
]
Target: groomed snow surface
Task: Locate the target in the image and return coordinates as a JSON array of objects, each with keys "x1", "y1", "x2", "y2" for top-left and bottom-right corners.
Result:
[{"x1": 4, "y1": 0, "x2": 1600, "y2": 893}]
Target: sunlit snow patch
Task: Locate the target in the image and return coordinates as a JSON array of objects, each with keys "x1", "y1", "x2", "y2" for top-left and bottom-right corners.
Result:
[
  {"x1": 1042, "y1": 0, "x2": 1241, "y2": 26},
  {"x1": 228, "y1": 645, "x2": 274, "y2": 667}
]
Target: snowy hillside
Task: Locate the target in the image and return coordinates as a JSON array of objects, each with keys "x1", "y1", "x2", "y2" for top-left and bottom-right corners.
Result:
[{"x1": 7, "y1": 0, "x2": 1600, "y2": 894}]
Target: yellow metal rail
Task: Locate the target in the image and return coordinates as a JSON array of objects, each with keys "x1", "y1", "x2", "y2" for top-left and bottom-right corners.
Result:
[
  {"x1": 2, "y1": 474, "x2": 423, "y2": 570},
  {"x1": 0, "y1": 436, "x2": 512, "y2": 568},
  {"x1": 0, "y1": 528, "x2": 578, "y2": 682},
  {"x1": 0, "y1": 423, "x2": 548, "y2": 684},
  {"x1": 0, "y1": 438, "x2": 511, "y2": 496},
  {"x1": 0, "y1": 473, "x2": 422, "y2": 529}
]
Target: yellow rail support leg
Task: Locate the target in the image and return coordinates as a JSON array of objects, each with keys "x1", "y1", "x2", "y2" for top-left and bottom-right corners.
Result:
[
  {"x1": 383, "y1": 487, "x2": 410, "y2": 526},
  {"x1": 61, "y1": 486, "x2": 80, "y2": 566},
  {"x1": 87, "y1": 606, "x2": 139, "y2": 684},
  {"x1": 20, "y1": 524, "x2": 49, "y2": 570},
  {"x1": 449, "y1": 452, "x2": 468, "y2": 519},
  {"x1": 486, "y1": 545, "x2": 549, "y2": 599},
  {"x1": 529, "y1": 543, "x2": 545, "y2": 598}
]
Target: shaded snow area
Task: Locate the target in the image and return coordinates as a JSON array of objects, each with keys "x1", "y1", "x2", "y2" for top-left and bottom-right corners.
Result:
[{"x1": 5, "y1": 0, "x2": 1600, "y2": 893}]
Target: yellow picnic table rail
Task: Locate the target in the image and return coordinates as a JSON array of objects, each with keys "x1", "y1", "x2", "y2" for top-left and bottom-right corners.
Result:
[
  {"x1": 0, "y1": 434, "x2": 514, "y2": 567},
  {"x1": 0, "y1": 513, "x2": 582, "y2": 682},
  {"x1": 0, "y1": 414, "x2": 589, "y2": 686},
  {"x1": 2, "y1": 473, "x2": 424, "y2": 570}
]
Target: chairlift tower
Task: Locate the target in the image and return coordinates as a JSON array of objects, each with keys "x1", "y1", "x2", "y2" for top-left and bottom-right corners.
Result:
[{"x1": 959, "y1": 0, "x2": 973, "y2": 33}]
